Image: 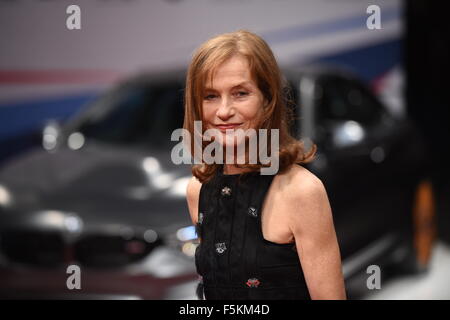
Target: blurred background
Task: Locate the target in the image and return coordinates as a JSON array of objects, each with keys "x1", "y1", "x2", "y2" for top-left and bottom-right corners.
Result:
[{"x1": 0, "y1": 0, "x2": 448, "y2": 299}]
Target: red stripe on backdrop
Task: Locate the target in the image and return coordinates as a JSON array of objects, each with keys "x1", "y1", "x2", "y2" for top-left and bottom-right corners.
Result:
[{"x1": 0, "y1": 70, "x2": 123, "y2": 84}]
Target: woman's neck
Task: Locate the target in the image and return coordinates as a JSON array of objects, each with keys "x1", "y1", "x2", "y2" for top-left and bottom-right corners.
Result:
[{"x1": 223, "y1": 164, "x2": 249, "y2": 175}]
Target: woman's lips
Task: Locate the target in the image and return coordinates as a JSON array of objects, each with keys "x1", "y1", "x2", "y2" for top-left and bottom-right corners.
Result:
[{"x1": 215, "y1": 123, "x2": 243, "y2": 132}]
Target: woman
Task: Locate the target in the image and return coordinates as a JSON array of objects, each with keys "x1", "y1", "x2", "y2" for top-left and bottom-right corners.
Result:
[{"x1": 184, "y1": 30, "x2": 346, "y2": 300}]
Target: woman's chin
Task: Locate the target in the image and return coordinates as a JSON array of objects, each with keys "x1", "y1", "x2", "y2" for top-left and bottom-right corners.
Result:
[{"x1": 220, "y1": 134, "x2": 246, "y2": 149}]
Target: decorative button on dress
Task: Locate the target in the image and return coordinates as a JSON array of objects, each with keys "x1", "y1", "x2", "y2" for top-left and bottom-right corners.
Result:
[{"x1": 195, "y1": 165, "x2": 311, "y2": 300}]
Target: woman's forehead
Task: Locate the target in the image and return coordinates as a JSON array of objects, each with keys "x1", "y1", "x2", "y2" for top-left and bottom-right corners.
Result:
[{"x1": 203, "y1": 56, "x2": 256, "y2": 90}]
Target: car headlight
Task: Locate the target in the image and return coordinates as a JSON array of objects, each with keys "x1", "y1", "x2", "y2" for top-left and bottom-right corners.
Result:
[
  {"x1": 165, "y1": 225, "x2": 199, "y2": 258},
  {"x1": 0, "y1": 184, "x2": 12, "y2": 207},
  {"x1": 176, "y1": 226, "x2": 199, "y2": 257}
]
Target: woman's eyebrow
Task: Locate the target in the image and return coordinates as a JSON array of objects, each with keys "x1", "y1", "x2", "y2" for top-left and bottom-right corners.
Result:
[
  {"x1": 204, "y1": 81, "x2": 253, "y2": 91},
  {"x1": 232, "y1": 81, "x2": 253, "y2": 88}
]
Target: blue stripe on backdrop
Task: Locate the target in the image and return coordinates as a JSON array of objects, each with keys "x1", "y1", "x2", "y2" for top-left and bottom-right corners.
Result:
[
  {"x1": 0, "y1": 93, "x2": 99, "y2": 141},
  {"x1": 312, "y1": 38, "x2": 402, "y2": 83},
  {"x1": 262, "y1": 6, "x2": 401, "y2": 45}
]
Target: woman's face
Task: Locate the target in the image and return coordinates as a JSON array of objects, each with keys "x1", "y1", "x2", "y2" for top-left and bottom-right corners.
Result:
[{"x1": 202, "y1": 55, "x2": 266, "y2": 149}]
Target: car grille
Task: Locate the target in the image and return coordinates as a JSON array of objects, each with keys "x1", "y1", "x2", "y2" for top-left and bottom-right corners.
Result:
[{"x1": 0, "y1": 229, "x2": 161, "y2": 268}]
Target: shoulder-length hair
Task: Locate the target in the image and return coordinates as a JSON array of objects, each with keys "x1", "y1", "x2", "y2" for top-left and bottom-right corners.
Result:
[{"x1": 183, "y1": 29, "x2": 316, "y2": 183}]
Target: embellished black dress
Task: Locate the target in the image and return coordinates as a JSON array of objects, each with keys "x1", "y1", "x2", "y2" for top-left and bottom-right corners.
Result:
[{"x1": 195, "y1": 165, "x2": 311, "y2": 300}]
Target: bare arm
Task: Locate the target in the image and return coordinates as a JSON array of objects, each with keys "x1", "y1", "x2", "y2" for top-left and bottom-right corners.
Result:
[
  {"x1": 186, "y1": 176, "x2": 202, "y2": 226},
  {"x1": 288, "y1": 175, "x2": 346, "y2": 300}
]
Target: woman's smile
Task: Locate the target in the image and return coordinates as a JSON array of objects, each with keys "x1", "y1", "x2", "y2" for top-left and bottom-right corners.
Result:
[{"x1": 214, "y1": 123, "x2": 243, "y2": 132}]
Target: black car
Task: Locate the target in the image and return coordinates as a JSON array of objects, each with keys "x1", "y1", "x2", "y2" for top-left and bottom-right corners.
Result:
[{"x1": 0, "y1": 67, "x2": 436, "y2": 299}]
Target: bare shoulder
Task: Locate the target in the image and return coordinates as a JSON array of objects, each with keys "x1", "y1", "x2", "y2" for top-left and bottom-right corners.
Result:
[
  {"x1": 186, "y1": 176, "x2": 202, "y2": 225},
  {"x1": 276, "y1": 164, "x2": 325, "y2": 199},
  {"x1": 186, "y1": 175, "x2": 202, "y2": 197},
  {"x1": 276, "y1": 164, "x2": 331, "y2": 227}
]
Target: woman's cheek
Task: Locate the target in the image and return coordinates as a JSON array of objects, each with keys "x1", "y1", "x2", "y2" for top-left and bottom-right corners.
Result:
[{"x1": 202, "y1": 110, "x2": 214, "y2": 127}]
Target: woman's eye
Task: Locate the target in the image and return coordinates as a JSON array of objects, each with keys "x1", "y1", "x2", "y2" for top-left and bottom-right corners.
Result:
[
  {"x1": 204, "y1": 94, "x2": 217, "y2": 100},
  {"x1": 235, "y1": 91, "x2": 249, "y2": 97}
]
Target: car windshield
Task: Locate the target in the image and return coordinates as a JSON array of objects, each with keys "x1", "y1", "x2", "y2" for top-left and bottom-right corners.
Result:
[{"x1": 76, "y1": 81, "x2": 185, "y2": 149}]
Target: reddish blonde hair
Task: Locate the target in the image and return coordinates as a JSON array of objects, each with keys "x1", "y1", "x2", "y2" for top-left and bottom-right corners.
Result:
[{"x1": 183, "y1": 30, "x2": 316, "y2": 183}]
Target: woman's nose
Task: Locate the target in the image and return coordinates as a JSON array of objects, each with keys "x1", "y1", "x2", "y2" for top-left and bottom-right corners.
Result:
[{"x1": 217, "y1": 97, "x2": 234, "y2": 119}]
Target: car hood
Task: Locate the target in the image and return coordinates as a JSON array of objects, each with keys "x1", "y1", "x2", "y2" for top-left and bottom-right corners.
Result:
[{"x1": 0, "y1": 141, "x2": 193, "y2": 232}]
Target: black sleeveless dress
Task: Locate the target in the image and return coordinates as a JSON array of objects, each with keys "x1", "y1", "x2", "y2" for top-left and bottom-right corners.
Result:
[{"x1": 195, "y1": 165, "x2": 311, "y2": 300}]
